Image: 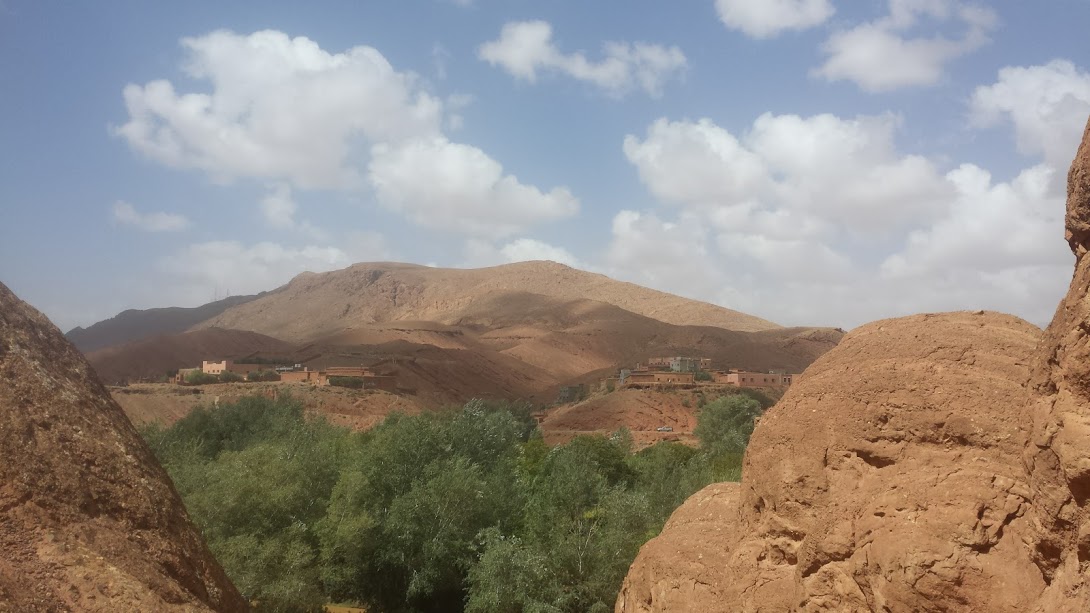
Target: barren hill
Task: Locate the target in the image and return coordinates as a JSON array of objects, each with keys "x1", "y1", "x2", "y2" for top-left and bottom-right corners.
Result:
[
  {"x1": 87, "y1": 327, "x2": 295, "y2": 384},
  {"x1": 66, "y1": 293, "x2": 262, "y2": 352},
  {"x1": 196, "y1": 261, "x2": 781, "y2": 342},
  {"x1": 0, "y1": 282, "x2": 245, "y2": 611}
]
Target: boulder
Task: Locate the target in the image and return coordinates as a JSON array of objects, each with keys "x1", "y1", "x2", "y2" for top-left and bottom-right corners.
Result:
[{"x1": 0, "y1": 283, "x2": 246, "y2": 612}]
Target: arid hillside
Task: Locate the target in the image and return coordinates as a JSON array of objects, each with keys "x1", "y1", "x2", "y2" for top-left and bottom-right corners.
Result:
[
  {"x1": 79, "y1": 263, "x2": 841, "y2": 411},
  {"x1": 196, "y1": 260, "x2": 781, "y2": 341},
  {"x1": 0, "y1": 282, "x2": 246, "y2": 612},
  {"x1": 87, "y1": 327, "x2": 295, "y2": 384},
  {"x1": 615, "y1": 116, "x2": 1090, "y2": 612}
]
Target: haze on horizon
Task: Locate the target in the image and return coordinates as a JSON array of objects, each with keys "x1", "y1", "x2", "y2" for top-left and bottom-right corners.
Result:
[{"x1": 2, "y1": 0, "x2": 1089, "y2": 331}]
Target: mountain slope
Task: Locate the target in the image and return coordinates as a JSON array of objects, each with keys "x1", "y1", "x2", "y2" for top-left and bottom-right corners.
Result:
[
  {"x1": 87, "y1": 327, "x2": 296, "y2": 384},
  {"x1": 196, "y1": 261, "x2": 781, "y2": 343},
  {"x1": 66, "y1": 293, "x2": 263, "y2": 352}
]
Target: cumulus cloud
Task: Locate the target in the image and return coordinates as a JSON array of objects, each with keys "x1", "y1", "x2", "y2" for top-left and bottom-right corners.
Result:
[
  {"x1": 368, "y1": 137, "x2": 579, "y2": 237},
  {"x1": 478, "y1": 20, "x2": 686, "y2": 97},
  {"x1": 970, "y1": 60, "x2": 1090, "y2": 170},
  {"x1": 614, "y1": 79, "x2": 1079, "y2": 326},
  {"x1": 714, "y1": 0, "x2": 834, "y2": 38},
  {"x1": 116, "y1": 29, "x2": 577, "y2": 239},
  {"x1": 815, "y1": 1, "x2": 997, "y2": 92},
  {"x1": 158, "y1": 240, "x2": 352, "y2": 302},
  {"x1": 116, "y1": 30, "x2": 442, "y2": 189},
  {"x1": 464, "y1": 237, "x2": 583, "y2": 268},
  {"x1": 112, "y1": 201, "x2": 190, "y2": 232},
  {"x1": 624, "y1": 112, "x2": 952, "y2": 235}
]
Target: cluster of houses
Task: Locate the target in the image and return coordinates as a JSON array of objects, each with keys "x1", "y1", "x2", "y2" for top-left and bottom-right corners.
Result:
[
  {"x1": 600, "y1": 356, "x2": 795, "y2": 392},
  {"x1": 174, "y1": 360, "x2": 397, "y2": 392}
]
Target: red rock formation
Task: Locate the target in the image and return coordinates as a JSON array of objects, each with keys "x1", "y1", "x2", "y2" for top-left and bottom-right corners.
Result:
[
  {"x1": 0, "y1": 283, "x2": 246, "y2": 612},
  {"x1": 617, "y1": 117, "x2": 1090, "y2": 613}
]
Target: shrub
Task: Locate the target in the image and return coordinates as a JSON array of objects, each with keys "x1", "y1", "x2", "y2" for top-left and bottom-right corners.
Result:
[
  {"x1": 247, "y1": 369, "x2": 280, "y2": 382},
  {"x1": 694, "y1": 370, "x2": 713, "y2": 382},
  {"x1": 184, "y1": 370, "x2": 218, "y2": 385},
  {"x1": 218, "y1": 371, "x2": 244, "y2": 383},
  {"x1": 328, "y1": 376, "x2": 365, "y2": 389}
]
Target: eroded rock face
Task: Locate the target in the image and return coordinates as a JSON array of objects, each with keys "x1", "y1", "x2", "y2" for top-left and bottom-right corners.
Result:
[
  {"x1": 1023, "y1": 116, "x2": 1090, "y2": 612},
  {"x1": 618, "y1": 312, "x2": 1043, "y2": 612},
  {"x1": 616, "y1": 115, "x2": 1090, "y2": 612},
  {"x1": 0, "y1": 283, "x2": 246, "y2": 612}
]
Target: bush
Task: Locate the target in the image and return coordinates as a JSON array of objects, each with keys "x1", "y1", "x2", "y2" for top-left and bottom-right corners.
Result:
[
  {"x1": 184, "y1": 370, "x2": 218, "y2": 385},
  {"x1": 218, "y1": 371, "x2": 244, "y2": 383},
  {"x1": 694, "y1": 370, "x2": 713, "y2": 382},
  {"x1": 328, "y1": 376, "x2": 365, "y2": 389},
  {"x1": 247, "y1": 369, "x2": 280, "y2": 382},
  {"x1": 695, "y1": 395, "x2": 763, "y2": 456}
]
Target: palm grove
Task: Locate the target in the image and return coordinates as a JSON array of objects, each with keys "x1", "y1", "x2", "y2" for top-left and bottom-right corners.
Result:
[{"x1": 142, "y1": 391, "x2": 770, "y2": 612}]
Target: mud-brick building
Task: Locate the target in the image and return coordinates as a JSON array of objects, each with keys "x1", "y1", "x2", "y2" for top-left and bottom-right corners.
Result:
[
  {"x1": 714, "y1": 370, "x2": 793, "y2": 387},
  {"x1": 622, "y1": 371, "x2": 695, "y2": 387}
]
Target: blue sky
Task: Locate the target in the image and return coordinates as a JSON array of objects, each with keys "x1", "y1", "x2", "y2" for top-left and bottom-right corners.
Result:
[{"x1": 2, "y1": 0, "x2": 1089, "y2": 332}]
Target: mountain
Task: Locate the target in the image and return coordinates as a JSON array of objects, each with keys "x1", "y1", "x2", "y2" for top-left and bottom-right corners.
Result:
[
  {"x1": 195, "y1": 261, "x2": 781, "y2": 342},
  {"x1": 76, "y1": 260, "x2": 841, "y2": 408},
  {"x1": 0, "y1": 282, "x2": 246, "y2": 611},
  {"x1": 65, "y1": 293, "x2": 263, "y2": 352}
]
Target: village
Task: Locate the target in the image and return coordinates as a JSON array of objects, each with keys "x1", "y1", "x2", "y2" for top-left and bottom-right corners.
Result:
[
  {"x1": 556, "y1": 356, "x2": 796, "y2": 403},
  {"x1": 173, "y1": 359, "x2": 398, "y2": 392}
]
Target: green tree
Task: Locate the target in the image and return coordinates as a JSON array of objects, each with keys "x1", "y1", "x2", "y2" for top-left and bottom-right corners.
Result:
[{"x1": 694, "y1": 394, "x2": 763, "y2": 456}]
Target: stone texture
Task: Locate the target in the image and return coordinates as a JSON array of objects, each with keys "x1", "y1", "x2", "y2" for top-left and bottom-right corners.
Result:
[{"x1": 0, "y1": 282, "x2": 246, "y2": 612}]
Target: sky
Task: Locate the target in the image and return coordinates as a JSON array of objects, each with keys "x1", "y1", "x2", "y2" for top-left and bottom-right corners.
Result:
[{"x1": 2, "y1": 0, "x2": 1090, "y2": 332}]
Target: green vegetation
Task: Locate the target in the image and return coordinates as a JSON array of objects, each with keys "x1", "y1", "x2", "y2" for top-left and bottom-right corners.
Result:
[
  {"x1": 183, "y1": 370, "x2": 219, "y2": 385},
  {"x1": 218, "y1": 370, "x2": 245, "y2": 383},
  {"x1": 328, "y1": 376, "x2": 366, "y2": 389},
  {"x1": 143, "y1": 391, "x2": 767, "y2": 613},
  {"x1": 694, "y1": 370, "x2": 713, "y2": 382},
  {"x1": 247, "y1": 369, "x2": 282, "y2": 382}
]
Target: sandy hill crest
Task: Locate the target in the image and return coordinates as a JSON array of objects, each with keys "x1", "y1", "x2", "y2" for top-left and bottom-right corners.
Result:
[
  {"x1": 196, "y1": 260, "x2": 781, "y2": 343},
  {"x1": 0, "y1": 282, "x2": 246, "y2": 611},
  {"x1": 615, "y1": 115, "x2": 1090, "y2": 611}
]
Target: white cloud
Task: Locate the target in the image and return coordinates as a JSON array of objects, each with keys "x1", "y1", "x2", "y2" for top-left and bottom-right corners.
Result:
[
  {"x1": 624, "y1": 112, "x2": 952, "y2": 235},
  {"x1": 116, "y1": 30, "x2": 443, "y2": 190},
  {"x1": 260, "y1": 184, "x2": 298, "y2": 228},
  {"x1": 112, "y1": 201, "x2": 190, "y2": 232},
  {"x1": 500, "y1": 238, "x2": 581, "y2": 267},
  {"x1": 158, "y1": 240, "x2": 352, "y2": 302},
  {"x1": 815, "y1": 1, "x2": 997, "y2": 92},
  {"x1": 478, "y1": 20, "x2": 686, "y2": 97},
  {"x1": 368, "y1": 137, "x2": 579, "y2": 237},
  {"x1": 714, "y1": 0, "x2": 834, "y2": 38},
  {"x1": 463, "y1": 237, "x2": 583, "y2": 269},
  {"x1": 970, "y1": 60, "x2": 1090, "y2": 170},
  {"x1": 116, "y1": 29, "x2": 578, "y2": 239},
  {"x1": 614, "y1": 85, "x2": 1078, "y2": 327}
]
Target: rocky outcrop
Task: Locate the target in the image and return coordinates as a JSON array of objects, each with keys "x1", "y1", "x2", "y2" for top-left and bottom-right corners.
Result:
[
  {"x1": 618, "y1": 312, "x2": 1043, "y2": 612},
  {"x1": 1023, "y1": 116, "x2": 1090, "y2": 611},
  {"x1": 617, "y1": 115, "x2": 1090, "y2": 612},
  {"x1": 0, "y1": 283, "x2": 246, "y2": 611}
]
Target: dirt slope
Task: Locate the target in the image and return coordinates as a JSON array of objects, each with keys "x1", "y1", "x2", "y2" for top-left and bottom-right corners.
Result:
[
  {"x1": 87, "y1": 327, "x2": 295, "y2": 384},
  {"x1": 196, "y1": 261, "x2": 781, "y2": 342},
  {"x1": 66, "y1": 293, "x2": 262, "y2": 352},
  {"x1": 0, "y1": 282, "x2": 246, "y2": 612},
  {"x1": 616, "y1": 115, "x2": 1090, "y2": 613}
]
